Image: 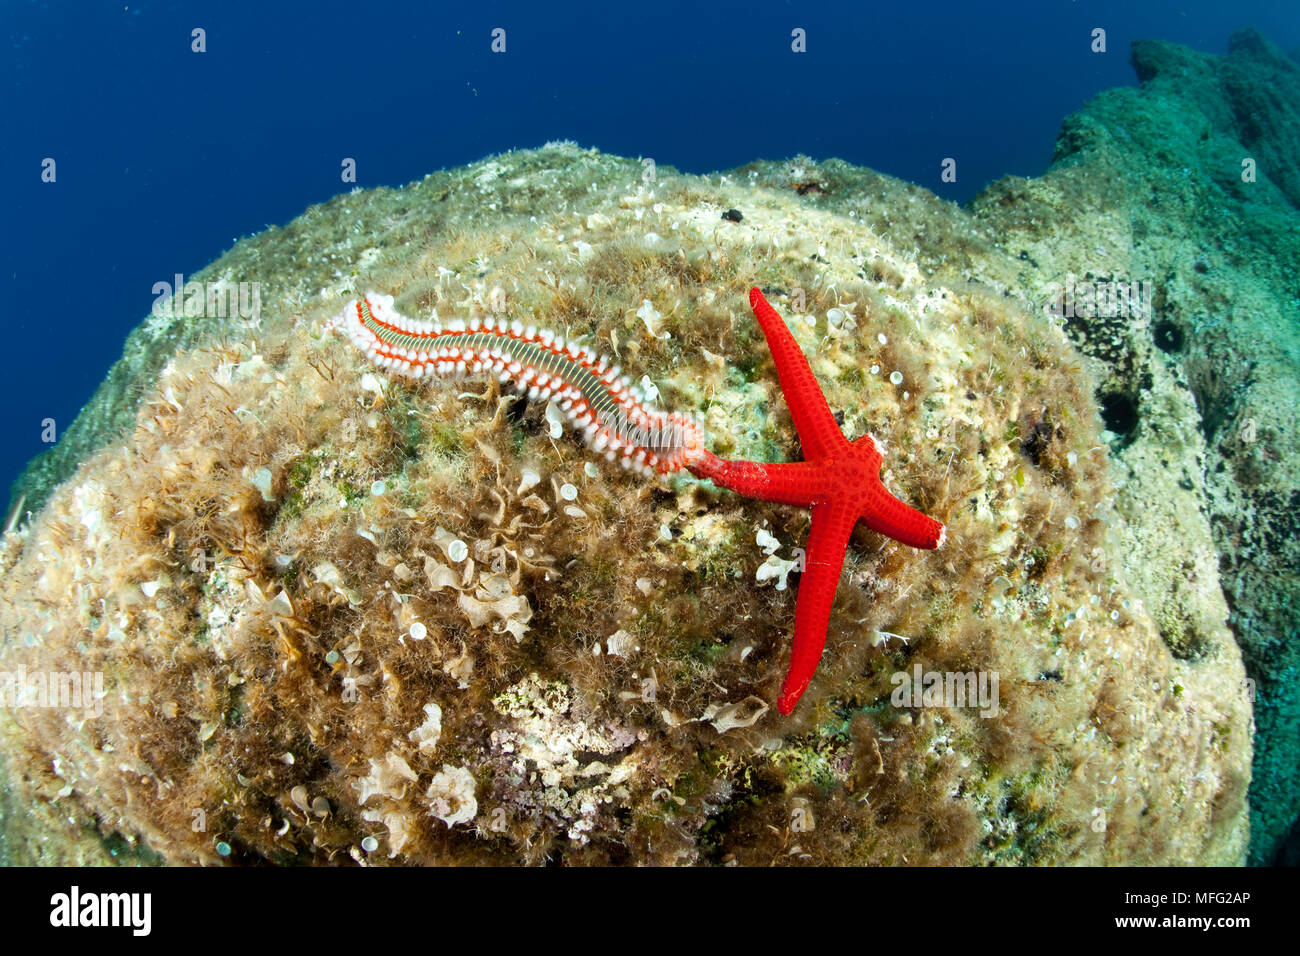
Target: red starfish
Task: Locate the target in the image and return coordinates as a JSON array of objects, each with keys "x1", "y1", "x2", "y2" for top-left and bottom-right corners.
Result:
[{"x1": 689, "y1": 288, "x2": 945, "y2": 715}]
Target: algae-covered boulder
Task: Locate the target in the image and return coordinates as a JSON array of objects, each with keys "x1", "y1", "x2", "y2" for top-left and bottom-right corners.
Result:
[
  {"x1": 6, "y1": 31, "x2": 1289, "y2": 864},
  {"x1": 971, "y1": 28, "x2": 1300, "y2": 865}
]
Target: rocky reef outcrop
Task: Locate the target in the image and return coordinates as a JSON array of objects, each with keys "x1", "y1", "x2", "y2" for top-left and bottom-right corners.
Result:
[
  {"x1": 5, "y1": 30, "x2": 1291, "y2": 866},
  {"x1": 968, "y1": 28, "x2": 1299, "y2": 866}
]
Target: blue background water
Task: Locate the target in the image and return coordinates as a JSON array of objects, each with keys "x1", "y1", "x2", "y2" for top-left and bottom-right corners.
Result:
[{"x1": 2, "y1": 0, "x2": 1297, "y2": 504}]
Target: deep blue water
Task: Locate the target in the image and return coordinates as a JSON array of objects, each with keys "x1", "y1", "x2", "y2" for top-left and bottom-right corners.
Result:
[{"x1": 2, "y1": 0, "x2": 1298, "y2": 504}]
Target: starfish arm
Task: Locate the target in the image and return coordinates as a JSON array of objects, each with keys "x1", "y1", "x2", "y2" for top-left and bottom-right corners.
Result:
[
  {"x1": 861, "y1": 479, "x2": 946, "y2": 550},
  {"x1": 689, "y1": 451, "x2": 822, "y2": 507},
  {"x1": 777, "y1": 498, "x2": 859, "y2": 715},
  {"x1": 748, "y1": 288, "x2": 846, "y2": 461}
]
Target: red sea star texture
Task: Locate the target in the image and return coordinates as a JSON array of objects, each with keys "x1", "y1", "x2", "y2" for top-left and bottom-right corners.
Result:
[{"x1": 689, "y1": 288, "x2": 945, "y2": 715}]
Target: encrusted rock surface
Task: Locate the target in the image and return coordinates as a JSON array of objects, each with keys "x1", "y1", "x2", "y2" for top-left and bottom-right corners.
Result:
[
  {"x1": 5, "y1": 32, "x2": 1291, "y2": 866},
  {"x1": 970, "y1": 29, "x2": 1300, "y2": 865}
]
